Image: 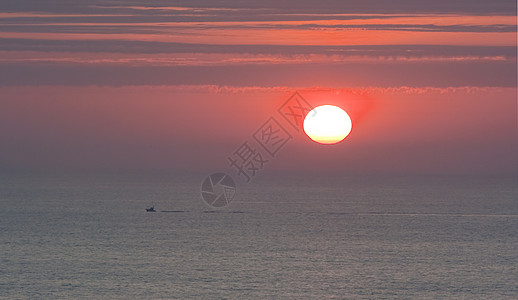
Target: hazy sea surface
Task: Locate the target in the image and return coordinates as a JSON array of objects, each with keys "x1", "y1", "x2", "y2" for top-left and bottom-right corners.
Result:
[{"x1": 1, "y1": 171, "x2": 517, "y2": 299}]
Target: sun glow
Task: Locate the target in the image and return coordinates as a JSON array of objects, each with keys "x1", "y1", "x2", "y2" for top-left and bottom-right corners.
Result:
[{"x1": 303, "y1": 105, "x2": 352, "y2": 144}]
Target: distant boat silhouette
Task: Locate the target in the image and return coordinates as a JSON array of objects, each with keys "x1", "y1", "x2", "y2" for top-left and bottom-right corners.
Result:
[{"x1": 146, "y1": 206, "x2": 156, "y2": 212}]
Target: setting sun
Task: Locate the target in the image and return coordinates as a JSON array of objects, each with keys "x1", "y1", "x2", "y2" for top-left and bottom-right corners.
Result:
[{"x1": 303, "y1": 105, "x2": 352, "y2": 144}]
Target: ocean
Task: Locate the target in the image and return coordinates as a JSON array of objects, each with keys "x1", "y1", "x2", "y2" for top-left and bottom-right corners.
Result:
[{"x1": 1, "y1": 171, "x2": 517, "y2": 299}]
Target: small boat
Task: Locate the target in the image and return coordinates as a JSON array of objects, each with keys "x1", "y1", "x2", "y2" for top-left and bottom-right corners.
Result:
[{"x1": 146, "y1": 206, "x2": 156, "y2": 212}]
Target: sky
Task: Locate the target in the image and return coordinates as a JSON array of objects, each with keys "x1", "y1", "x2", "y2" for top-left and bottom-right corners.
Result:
[{"x1": 0, "y1": 0, "x2": 516, "y2": 178}]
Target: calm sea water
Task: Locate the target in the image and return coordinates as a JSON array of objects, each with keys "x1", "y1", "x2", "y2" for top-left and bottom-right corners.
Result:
[{"x1": 1, "y1": 171, "x2": 517, "y2": 299}]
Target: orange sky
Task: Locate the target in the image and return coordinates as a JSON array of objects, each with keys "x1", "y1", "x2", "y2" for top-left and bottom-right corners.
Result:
[{"x1": 0, "y1": 2, "x2": 516, "y2": 177}]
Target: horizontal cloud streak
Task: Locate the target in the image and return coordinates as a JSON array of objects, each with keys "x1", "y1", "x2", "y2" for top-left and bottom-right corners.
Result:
[
  {"x1": 1, "y1": 40, "x2": 514, "y2": 56},
  {"x1": 1, "y1": 61, "x2": 515, "y2": 87},
  {"x1": 1, "y1": 31, "x2": 514, "y2": 47},
  {"x1": 1, "y1": 51, "x2": 513, "y2": 67},
  {"x1": 3, "y1": 1, "x2": 516, "y2": 15}
]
